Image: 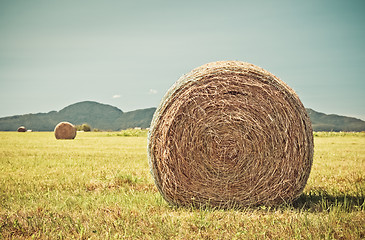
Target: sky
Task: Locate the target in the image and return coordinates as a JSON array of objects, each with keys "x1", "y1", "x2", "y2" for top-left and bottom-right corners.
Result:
[{"x1": 0, "y1": 0, "x2": 364, "y2": 120}]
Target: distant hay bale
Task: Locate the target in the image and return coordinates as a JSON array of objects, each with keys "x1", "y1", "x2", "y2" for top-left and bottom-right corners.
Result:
[
  {"x1": 17, "y1": 126, "x2": 27, "y2": 132},
  {"x1": 54, "y1": 122, "x2": 77, "y2": 140},
  {"x1": 148, "y1": 61, "x2": 314, "y2": 208}
]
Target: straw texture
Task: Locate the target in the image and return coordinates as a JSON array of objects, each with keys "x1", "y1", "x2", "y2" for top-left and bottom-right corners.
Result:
[
  {"x1": 54, "y1": 122, "x2": 77, "y2": 140},
  {"x1": 148, "y1": 61, "x2": 313, "y2": 208}
]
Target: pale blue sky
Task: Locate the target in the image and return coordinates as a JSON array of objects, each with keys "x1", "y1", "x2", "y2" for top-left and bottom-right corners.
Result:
[{"x1": 1, "y1": 0, "x2": 364, "y2": 119}]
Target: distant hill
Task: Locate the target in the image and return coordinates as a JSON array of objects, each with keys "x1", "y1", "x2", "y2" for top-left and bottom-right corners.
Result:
[
  {"x1": 306, "y1": 108, "x2": 365, "y2": 132},
  {"x1": 0, "y1": 101, "x2": 156, "y2": 131},
  {"x1": 0, "y1": 101, "x2": 364, "y2": 132}
]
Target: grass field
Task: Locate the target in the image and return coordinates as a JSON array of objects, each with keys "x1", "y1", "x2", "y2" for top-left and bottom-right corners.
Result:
[{"x1": 0, "y1": 131, "x2": 364, "y2": 239}]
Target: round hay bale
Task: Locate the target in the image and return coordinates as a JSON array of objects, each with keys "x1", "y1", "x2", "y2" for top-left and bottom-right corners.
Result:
[
  {"x1": 17, "y1": 126, "x2": 27, "y2": 132},
  {"x1": 54, "y1": 122, "x2": 77, "y2": 140},
  {"x1": 148, "y1": 61, "x2": 313, "y2": 208}
]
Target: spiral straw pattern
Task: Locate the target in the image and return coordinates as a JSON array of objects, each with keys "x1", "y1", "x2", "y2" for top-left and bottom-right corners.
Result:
[{"x1": 148, "y1": 61, "x2": 313, "y2": 208}]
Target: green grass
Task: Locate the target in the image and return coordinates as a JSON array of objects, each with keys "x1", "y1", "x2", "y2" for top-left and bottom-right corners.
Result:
[
  {"x1": 0, "y1": 131, "x2": 364, "y2": 239},
  {"x1": 108, "y1": 128, "x2": 148, "y2": 137}
]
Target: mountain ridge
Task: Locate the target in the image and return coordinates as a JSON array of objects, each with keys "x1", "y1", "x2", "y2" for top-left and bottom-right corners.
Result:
[
  {"x1": 306, "y1": 108, "x2": 365, "y2": 132},
  {"x1": 0, "y1": 101, "x2": 155, "y2": 131},
  {"x1": 0, "y1": 101, "x2": 364, "y2": 132}
]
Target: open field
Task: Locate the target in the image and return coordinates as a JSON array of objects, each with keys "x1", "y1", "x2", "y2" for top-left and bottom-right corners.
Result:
[{"x1": 0, "y1": 131, "x2": 364, "y2": 239}]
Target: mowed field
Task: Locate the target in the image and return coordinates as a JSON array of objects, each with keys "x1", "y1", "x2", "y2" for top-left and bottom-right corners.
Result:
[{"x1": 0, "y1": 131, "x2": 364, "y2": 239}]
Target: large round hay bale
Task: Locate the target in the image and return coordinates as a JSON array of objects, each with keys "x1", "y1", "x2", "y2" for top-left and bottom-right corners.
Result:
[
  {"x1": 54, "y1": 122, "x2": 77, "y2": 140},
  {"x1": 17, "y1": 126, "x2": 27, "y2": 132},
  {"x1": 148, "y1": 61, "x2": 313, "y2": 208}
]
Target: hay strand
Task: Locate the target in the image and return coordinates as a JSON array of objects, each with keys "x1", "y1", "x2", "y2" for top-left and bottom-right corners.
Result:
[
  {"x1": 54, "y1": 122, "x2": 77, "y2": 140},
  {"x1": 148, "y1": 61, "x2": 313, "y2": 208}
]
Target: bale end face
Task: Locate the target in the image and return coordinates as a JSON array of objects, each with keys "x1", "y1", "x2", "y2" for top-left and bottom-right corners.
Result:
[
  {"x1": 148, "y1": 61, "x2": 313, "y2": 208},
  {"x1": 54, "y1": 122, "x2": 77, "y2": 140}
]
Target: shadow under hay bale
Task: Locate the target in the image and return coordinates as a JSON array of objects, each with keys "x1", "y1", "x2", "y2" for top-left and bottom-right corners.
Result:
[
  {"x1": 17, "y1": 126, "x2": 27, "y2": 132},
  {"x1": 54, "y1": 122, "x2": 77, "y2": 140},
  {"x1": 148, "y1": 61, "x2": 314, "y2": 208}
]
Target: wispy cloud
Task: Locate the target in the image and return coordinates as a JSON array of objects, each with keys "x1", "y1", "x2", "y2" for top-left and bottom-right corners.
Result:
[
  {"x1": 112, "y1": 94, "x2": 121, "y2": 99},
  {"x1": 149, "y1": 89, "x2": 157, "y2": 94}
]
